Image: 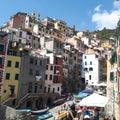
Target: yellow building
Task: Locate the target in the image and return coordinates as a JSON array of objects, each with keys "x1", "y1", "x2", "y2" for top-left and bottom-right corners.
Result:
[
  {"x1": 101, "y1": 41, "x2": 112, "y2": 49},
  {"x1": 1, "y1": 55, "x2": 21, "y2": 105},
  {"x1": 54, "y1": 20, "x2": 68, "y2": 35}
]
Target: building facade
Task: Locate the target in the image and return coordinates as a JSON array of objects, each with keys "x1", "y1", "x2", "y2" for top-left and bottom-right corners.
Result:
[{"x1": 81, "y1": 49, "x2": 100, "y2": 85}]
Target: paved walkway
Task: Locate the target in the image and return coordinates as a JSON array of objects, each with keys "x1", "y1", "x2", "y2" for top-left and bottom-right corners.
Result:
[
  {"x1": 47, "y1": 102, "x2": 68, "y2": 119},
  {"x1": 47, "y1": 102, "x2": 78, "y2": 120}
]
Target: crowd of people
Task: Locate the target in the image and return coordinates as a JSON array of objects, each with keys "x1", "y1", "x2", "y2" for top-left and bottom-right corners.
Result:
[
  {"x1": 55, "y1": 93, "x2": 116, "y2": 120},
  {"x1": 76, "y1": 106, "x2": 116, "y2": 120},
  {"x1": 57, "y1": 102, "x2": 116, "y2": 120}
]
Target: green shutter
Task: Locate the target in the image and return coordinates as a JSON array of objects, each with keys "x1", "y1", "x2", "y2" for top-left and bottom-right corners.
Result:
[
  {"x1": 118, "y1": 55, "x2": 120, "y2": 67},
  {"x1": 110, "y1": 51, "x2": 117, "y2": 65},
  {"x1": 110, "y1": 72, "x2": 114, "y2": 82}
]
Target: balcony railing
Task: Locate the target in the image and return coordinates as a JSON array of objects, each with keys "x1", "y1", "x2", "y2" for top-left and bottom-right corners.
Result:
[
  {"x1": 9, "y1": 94, "x2": 16, "y2": 98},
  {"x1": 0, "y1": 51, "x2": 5, "y2": 55},
  {"x1": 0, "y1": 64, "x2": 4, "y2": 68}
]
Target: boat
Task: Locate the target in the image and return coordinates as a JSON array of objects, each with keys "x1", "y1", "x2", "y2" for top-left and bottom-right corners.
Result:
[
  {"x1": 16, "y1": 109, "x2": 31, "y2": 112},
  {"x1": 53, "y1": 98, "x2": 66, "y2": 106},
  {"x1": 37, "y1": 112, "x2": 53, "y2": 120},
  {"x1": 31, "y1": 107, "x2": 49, "y2": 115}
]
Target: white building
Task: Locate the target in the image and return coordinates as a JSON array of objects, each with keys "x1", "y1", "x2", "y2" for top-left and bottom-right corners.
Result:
[{"x1": 81, "y1": 49, "x2": 100, "y2": 85}]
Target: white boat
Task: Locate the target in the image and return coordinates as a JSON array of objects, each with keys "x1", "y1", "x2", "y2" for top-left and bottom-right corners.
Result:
[{"x1": 31, "y1": 107, "x2": 49, "y2": 115}]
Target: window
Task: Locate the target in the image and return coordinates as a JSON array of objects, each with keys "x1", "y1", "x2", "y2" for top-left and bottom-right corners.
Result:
[
  {"x1": 57, "y1": 87, "x2": 59, "y2": 91},
  {"x1": 110, "y1": 72, "x2": 114, "y2": 82},
  {"x1": 85, "y1": 62, "x2": 87, "y2": 65},
  {"x1": 96, "y1": 55, "x2": 98, "y2": 58},
  {"x1": 35, "y1": 70, "x2": 39, "y2": 76},
  {"x1": 19, "y1": 31, "x2": 22, "y2": 37},
  {"x1": 15, "y1": 74, "x2": 19, "y2": 80},
  {"x1": 74, "y1": 56, "x2": 76, "y2": 60},
  {"x1": 53, "y1": 88, "x2": 55, "y2": 93},
  {"x1": 46, "y1": 65, "x2": 48, "y2": 70},
  {"x1": 0, "y1": 57, "x2": 3, "y2": 64},
  {"x1": 50, "y1": 75, "x2": 52, "y2": 80},
  {"x1": 84, "y1": 56, "x2": 86, "y2": 59},
  {"x1": 56, "y1": 42, "x2": 59, "y2": 48},
  {"x1": 39, "y1": 60, "x2": 42, "y2": 66},
  {"x1": 29, "y1": 69, "x2": 33, "y2": 75},
  {"x1": 45, "y1": 74, "x2": 48, "y2": 80},
  {"x1": 30, "y1": 58, "x2": 34, "y2": 64},
  {"x1": 89, "y1": 75, "x2": 91, "y2": 80},
  {"x1": 0, "y1": 44, "x2": 4, "y2": 51},
  {"x1": 90, "y1": 61, "x2": 92, "y2": 65},
  {"x1": 7, "y1": 61, "x2": 11, "y2": 67},
  {"x1": 35, "y1": 60, "x2": 37, "y2": 65},
  {"x1": 28, "y1": 82, "x2": 32, "y2": 93},
  {"x1": 15, "y1": 62, "x2": 19, "y2": 68},
  {"x1": 6, "y1": 73, "x2": 10, "y2": 80},
  {"x1": 40, "y1": 85, "x2": 42, "y2": 89},
  {"x1": 47, "y1": 58, "x2": 49, "y2": 64},
  {"x1": 84, "y1": 68, "x2": 88, "y2": 71},
  {"x1": 69, "y1": 58, "x2": 73, "y2": 64},
  {"x1": 118, "y1": 55, "x2": 120, "y2": 67},
  {"x1": 50, "y1": 66, "x2": 53, "y2": 70},
  {"x1": 89, "y1": 67, "x2": 93, "y2": 71}
]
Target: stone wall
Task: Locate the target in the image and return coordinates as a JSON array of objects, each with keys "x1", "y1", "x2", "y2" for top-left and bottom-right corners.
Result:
[{"x1": 0, "y1": 105, "x2": 37, "y2": 120}]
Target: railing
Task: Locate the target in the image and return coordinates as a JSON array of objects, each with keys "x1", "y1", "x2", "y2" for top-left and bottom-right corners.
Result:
[
  {"x1": 0, "y1": 51, "x2": 5, "y2": 55},
  {"x1": 1, "y1": 97, "x2": 14, "y2": 105},
  {"x1": 16, "y1": 92, "x2": 60, "y2": 108},
  {"x1": 16, "y1": 93, "x2": 30, "y2": 108},
  {"x1": 16, "y1": 93, "x2": 45, "y2": 108},
  {"x1": 9, "y1": 94, "x2": 16, "y2": 98}
]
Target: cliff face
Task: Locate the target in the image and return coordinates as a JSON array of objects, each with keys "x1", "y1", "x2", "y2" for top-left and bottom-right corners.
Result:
[{"x1": 0, "y1": 105, "x2": 36, "y2": 120}]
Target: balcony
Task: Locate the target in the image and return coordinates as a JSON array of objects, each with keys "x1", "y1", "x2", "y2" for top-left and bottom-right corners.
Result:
[
  {"x1": 0, "y1": 51, "x2": 5, "y2": 55},
  {"x1": 0, "y1": 64, "x2": 4, "y2": 68},
  {"x1": 0, "y1": 77, "x2": 2, "y2": 82},
  {"x1": 9, "y1": 94, "x2": 16, "y2": 98}
]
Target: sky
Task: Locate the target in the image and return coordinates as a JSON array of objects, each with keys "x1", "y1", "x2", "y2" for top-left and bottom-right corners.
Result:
[{"x1": 0, "y1": 0, "x2": 120, "y2": 32}]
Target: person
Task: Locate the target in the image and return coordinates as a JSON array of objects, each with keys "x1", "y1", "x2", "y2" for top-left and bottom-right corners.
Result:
[
  {"x1": 82, "y1": 106, "x2": 90, "y2": 117},
  {"x1": 93, "y1": 109, "x2": 99, "y2": 120},
  {"x1": 58, "y1": 110, "x2": 61, "y2": 115},
  {"x1": 63, "y1": 103, "x2": 66, "y2": 110},
  {"x1": 99, "y1": 108, "x2": 106, "y2": 118},
  {"x1": 83, "y1": 115, "x2": 90, "y2": 120},
  {"x1": 77, "y1": 110, "x2": 84, "y2": 120}
]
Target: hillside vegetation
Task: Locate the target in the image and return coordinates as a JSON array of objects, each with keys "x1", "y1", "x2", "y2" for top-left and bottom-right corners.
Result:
[{"x1": 93, "y1": 28, "x2": 115, "y2": 40}]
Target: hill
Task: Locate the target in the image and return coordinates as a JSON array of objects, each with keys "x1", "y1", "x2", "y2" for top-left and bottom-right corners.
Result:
[{"x1": 92, "y1": 28, "x2": 115, "y2": 41}]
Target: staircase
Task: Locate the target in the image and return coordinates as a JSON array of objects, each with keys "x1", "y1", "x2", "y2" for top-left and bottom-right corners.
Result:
[
  {"x1": 16, "y1": 93, "x2": 30, "y2": 108},
  {"x1": 16, "y1": 92, "x2": 60, "y2": 108}
]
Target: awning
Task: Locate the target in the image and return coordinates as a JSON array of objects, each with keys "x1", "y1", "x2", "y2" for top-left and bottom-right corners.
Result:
[{"x1": 79, "y1": 93, "x2": 109, "y2": 107}]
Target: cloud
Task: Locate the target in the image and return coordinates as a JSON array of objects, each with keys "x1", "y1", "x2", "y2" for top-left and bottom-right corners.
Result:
[
  {"x1": 92, "y1": 1, "x2": 120, "y2": 30},
  {"x1": 94, "y1": 4, "x2": 102, "y2": 12}
]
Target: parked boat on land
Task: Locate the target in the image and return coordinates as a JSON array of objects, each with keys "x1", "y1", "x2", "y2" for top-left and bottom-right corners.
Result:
[
  {"x1": 31, "y1": 107, "x2": 49, "y2": 115},
  {"x1": 16, "y1": 109, "x2": 31, "y2": 112},
  {"x1": 37, "y1": 112, "x2": 53, "y2": 120},
  {"x1": 53, "y1": 98, "x2": 66, "y2": 106}
]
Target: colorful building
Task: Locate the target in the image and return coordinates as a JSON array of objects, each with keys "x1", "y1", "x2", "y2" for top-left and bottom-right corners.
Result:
[
  {"x1": 1, "y1": 55, "x2": 21, "y2": 107},
  {"x1": 0, "y1": 32, "x2": 9, "y2": 101}
]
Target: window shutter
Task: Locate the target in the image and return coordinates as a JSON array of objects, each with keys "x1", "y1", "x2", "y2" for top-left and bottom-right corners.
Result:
[
  {"x1": 118, "y1": 55, "x2": 120, "y2": 67},
  {"x1": 110, "y1": 72, "x2": 114, "y2": 82}
]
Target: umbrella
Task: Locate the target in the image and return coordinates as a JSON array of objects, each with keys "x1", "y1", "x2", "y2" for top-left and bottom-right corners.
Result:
[{"x1": 79, "y1": 93, "x2": 109, "y2": 107}]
